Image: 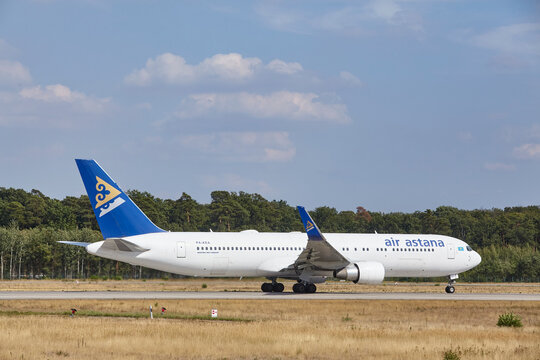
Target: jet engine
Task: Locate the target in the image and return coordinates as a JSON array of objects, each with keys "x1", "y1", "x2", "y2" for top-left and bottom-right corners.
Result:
[{"x1": 334, "y1": 261, "x2": 385, "y2": 284}]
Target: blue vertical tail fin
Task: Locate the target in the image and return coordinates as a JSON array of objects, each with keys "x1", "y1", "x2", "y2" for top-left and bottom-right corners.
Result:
[{"x1": 75, "y1": 159, "x2": 165, "y2": 239}]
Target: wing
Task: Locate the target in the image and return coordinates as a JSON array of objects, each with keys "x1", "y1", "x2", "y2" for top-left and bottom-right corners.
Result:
[{"x1": 294, "y1": 206, "x2": 350, "y2": 271}]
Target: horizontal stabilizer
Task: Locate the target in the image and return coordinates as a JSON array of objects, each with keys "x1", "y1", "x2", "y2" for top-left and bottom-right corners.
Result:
[
  {"x1": 100, "y1": 238, "x2": 149, "y2": 252},
  {"x1": 57, "y1": 241, "x2": 90, "y2": 248}
]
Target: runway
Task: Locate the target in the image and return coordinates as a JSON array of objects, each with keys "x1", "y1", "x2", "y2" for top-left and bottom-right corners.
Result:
[{"x1": 0, "y1": 291, "x2": 538, "y2": 301}]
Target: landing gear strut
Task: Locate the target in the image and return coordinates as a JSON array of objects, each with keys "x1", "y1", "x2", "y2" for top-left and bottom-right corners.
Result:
[
  {"x1": 292, "y1": 281, "x2": 317, "y2": 293},
  {"x1": 445, "y1": 274, "x2": 458, "y2": 294},
  {"x1": 261, "y1": 278, "x2": 284, "y2": 293}
]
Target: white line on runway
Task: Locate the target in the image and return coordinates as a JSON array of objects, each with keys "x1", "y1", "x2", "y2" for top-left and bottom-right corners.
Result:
[{"x1": 0, "y1": 291, "x2": 538, "y2": 301}]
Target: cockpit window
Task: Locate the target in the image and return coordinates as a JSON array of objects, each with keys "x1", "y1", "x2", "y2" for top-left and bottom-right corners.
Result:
[{"x1": 466, "y1": 246, "x2": 472, "y2": 251}]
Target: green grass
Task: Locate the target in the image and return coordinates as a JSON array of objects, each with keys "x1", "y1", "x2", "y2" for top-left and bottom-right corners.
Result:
[
  {"x1": 0, "y1": 309, "x2": 252, "y2": 322},
  {"x1": 443, "y1": 349, "x2": 460, "y2": 360},
  {"x1": 497, "y1": 312, "x2": 523, "y2": 327}
]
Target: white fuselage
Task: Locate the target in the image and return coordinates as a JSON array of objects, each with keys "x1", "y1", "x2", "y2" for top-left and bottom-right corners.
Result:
[{"x1": 86, "y1": 230, "x2": 481, "y2": 279}]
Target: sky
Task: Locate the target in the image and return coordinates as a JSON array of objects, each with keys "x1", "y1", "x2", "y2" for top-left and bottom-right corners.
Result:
[{"x1": 0, "y1": 0, "x2": 539, "y2": 213}]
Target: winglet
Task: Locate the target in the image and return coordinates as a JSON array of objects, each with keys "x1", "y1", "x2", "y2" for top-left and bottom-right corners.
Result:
[{"x1": 297, "y1": 206, "x2": 325, "y2": 241}]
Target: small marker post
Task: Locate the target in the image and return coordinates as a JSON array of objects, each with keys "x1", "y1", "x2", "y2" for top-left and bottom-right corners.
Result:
[
  {"x1": 149, "y1": 305, "x2": 153, "y2": 319},
  {"x1": 161, "y1": 307, "x2": 166, "y2": 315},
  {"x1": 70, "y1": 308, "x2": 77, "y2": 317},
  {"x1": 211, "y1": 309, "x2": 218, "y2": 318}
]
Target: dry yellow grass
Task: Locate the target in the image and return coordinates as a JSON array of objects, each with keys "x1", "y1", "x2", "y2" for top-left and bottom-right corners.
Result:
[
  {"x1": 0, "y1": 299, "x2": 538, "y2": 359},
  {"x1": 1, "y1": 278, "x2": 539, "y2": 294}
]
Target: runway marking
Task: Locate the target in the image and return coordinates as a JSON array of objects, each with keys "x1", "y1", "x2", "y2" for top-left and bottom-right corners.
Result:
[{"x1": 0, "y1": 291, "x2": 538, "y2": 301}]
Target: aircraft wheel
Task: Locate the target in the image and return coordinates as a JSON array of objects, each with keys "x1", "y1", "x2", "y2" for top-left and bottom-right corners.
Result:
[
  {"x1": 292, "y1": 283, "x2": 305, "y2": 293},
  {"x1": 306, "y1": 283, "x2": 317, "y2": 293},
  {"x1": 273, "y1": 282, "x2": 284, "y2": 292},
  {"x1": 261, "y1": 283, "x2": 273, "y2": 292},
  {"x1": 445, "y1": 285, "x2": 455, "y2": 294}
]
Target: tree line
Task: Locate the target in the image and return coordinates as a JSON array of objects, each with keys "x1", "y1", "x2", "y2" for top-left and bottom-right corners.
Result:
[{"x1": 0, "y1": 187, "x2": 538, "y2": 281}]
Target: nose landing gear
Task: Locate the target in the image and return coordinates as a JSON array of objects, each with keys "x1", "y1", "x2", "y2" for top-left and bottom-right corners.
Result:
[{"x1": 445, "y1": 274, "x2": 458, "y2": 294}]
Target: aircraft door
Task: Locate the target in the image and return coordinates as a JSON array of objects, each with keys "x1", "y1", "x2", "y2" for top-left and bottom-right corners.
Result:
[
  {"x1": 447, "y1": 243, "x2": 455, "y2": 259},
  {"x1": 177, "y1": 241, "x2": 186, "y2": 258}
]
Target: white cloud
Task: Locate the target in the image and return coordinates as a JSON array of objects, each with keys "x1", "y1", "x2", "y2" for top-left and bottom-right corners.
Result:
[
  {"x1": 339, "y1": 71, "x2": 362, "y2": 86},
  {"x1": 365, "y1": 0, "x2": 423, "y2": 32},
  {"x1": 175, "y1": 91, "x2": 351, "y2": 123},
  {"x1": 19, "y1": 84, "x2": 109, "y2": 112},
  {"x1": 0, "y1": 83, "x2": 111, "y2": 128},
  {"x1": 266, "y1": 59, "x2": 303, "y2": 74},
  {"x1": 125, "y1": 53, "x2": 304, "y2": 86},
  {"x1": 200, "y1": 53, "x2": 262, "y2": 79},
  {"x1": 484, "y1": 162, "x2": 515, "y2": 171},
  {"x1": 177, "y1": 131, "x2": 296, "y2": 163},
  {"x1": 256, "y1": 0, "x2": 423, "y2": 35},
  {"x1": 470, "y1": 23, "x2": 540, "y2": 57},
  {"x1": 513, "y1": 143, "x2": 540, "y2": 159},
  {"x1": 0, "y1": 60, "x2": 32, "y2": 85}
]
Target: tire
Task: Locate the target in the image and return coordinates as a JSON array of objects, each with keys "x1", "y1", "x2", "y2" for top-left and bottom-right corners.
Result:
[
  {"x1": 273, "y1": 282, "x2": 284, "y2": 292},
  {"x1": 445, "y1": 285, "x2": 455, "y2": 294},
  {"x1": 306, "y1": 283, "x2": 317, "y2": 293},
  {"x1": 292, "y1": 283, "x2": 305, "y2": 293},
  {"x1": 261, "y1": 283, "x2": 273, "y2": 292}
]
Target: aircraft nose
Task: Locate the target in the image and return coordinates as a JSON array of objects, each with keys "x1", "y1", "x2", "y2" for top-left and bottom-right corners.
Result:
[{"x1": 473, "y1": 251, "x2": 482, "y2": 266}]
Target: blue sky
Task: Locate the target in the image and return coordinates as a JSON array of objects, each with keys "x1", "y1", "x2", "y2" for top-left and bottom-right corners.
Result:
[{"x1": 0, "y1": 0, "x2": 538, "y2": 212}]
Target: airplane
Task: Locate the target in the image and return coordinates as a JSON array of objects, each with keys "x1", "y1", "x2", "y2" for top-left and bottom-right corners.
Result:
[{"x1": 60, "y1": 159, "x2": 482, "y2": 294}]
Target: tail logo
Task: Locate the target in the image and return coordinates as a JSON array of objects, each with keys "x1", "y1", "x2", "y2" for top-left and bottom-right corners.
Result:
[
  {"x1": 94, "y1": 176, "x2": 125, "y2": 217},
  {"x1": 306, "y1": 221, "x2": 314, "y2": 232}
]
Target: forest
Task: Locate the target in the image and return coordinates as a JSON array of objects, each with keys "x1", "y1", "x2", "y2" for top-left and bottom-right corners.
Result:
[{"x1": 0, "y1": 187, "x2": 538, "y2": 282}]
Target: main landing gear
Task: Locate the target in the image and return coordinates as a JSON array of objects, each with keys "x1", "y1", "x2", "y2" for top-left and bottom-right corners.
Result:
[
  {"x1": 292, "y1": 281, "x2": 317, "y2": 293},
  {"x1": 445, "y1": 274, "x2": 458, "y2": 294},
  {"x1": 261, "y1": 279, "x2": 284, "y2": 293}
]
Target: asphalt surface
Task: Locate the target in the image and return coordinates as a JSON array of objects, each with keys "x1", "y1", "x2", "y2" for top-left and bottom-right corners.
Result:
[{"x1": 0, "y1": 291, "x2": 538, "y2": 301}]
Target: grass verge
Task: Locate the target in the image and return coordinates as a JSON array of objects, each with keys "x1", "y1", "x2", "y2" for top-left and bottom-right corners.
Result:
[{"x1": 0, "y1": 309, "x2": 252, "y2": 322}]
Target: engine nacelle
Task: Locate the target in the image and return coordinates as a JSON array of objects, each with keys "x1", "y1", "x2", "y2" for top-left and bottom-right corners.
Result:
[{"x1": 334, "y1": 262, "x2": 385, "y2": 284}]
